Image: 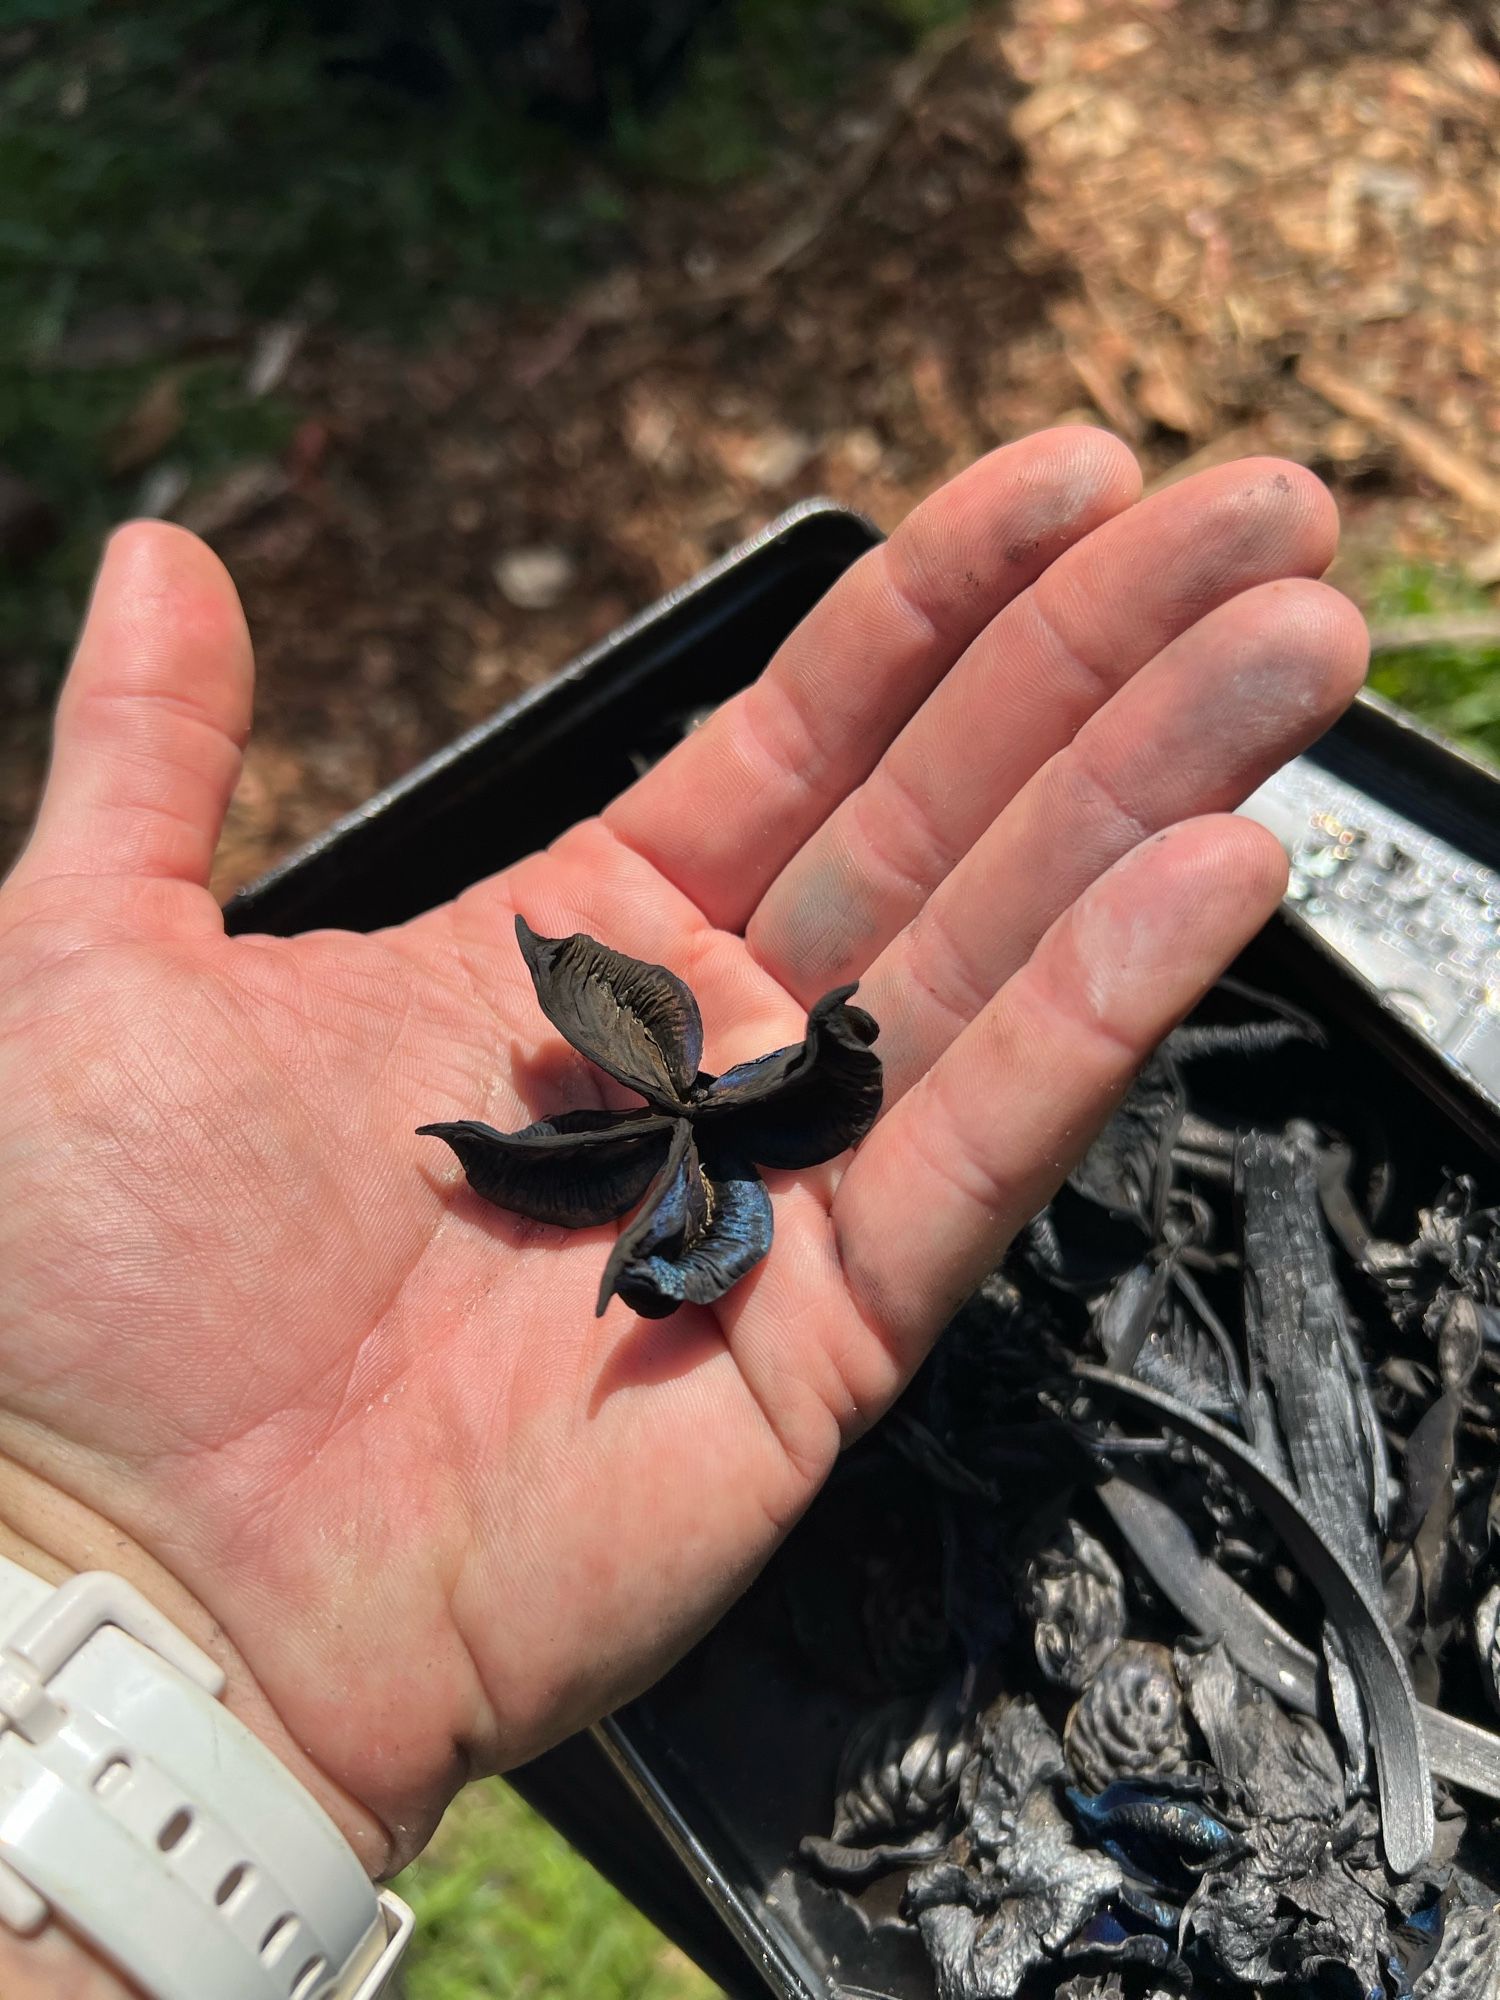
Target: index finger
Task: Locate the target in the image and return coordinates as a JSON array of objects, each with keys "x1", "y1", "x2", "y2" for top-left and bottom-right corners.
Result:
[{"x1": 603, "y1": 429, "x2": 1141, "y2": 934}]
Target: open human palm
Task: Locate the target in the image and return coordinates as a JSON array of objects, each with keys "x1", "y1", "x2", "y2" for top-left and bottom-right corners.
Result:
[{"x1": 0, "y1": 430, "x2": 1367, "y2": 1894}]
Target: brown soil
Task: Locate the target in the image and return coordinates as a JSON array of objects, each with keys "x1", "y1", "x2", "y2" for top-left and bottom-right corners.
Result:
[{"x1": 7, "y1": 0, "x2": 1499, "y2": 901}]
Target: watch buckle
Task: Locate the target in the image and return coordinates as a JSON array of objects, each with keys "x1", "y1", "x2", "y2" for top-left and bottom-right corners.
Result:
[{"x1": 345, "y1": 1890, "x2": 415, "y2": 2000}]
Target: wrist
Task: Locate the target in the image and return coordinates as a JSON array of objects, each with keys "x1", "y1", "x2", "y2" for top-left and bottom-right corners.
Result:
[
  {"x1": 0, "y1": 1477, "x2": 413, "y2": 1998},
  {"x1": 0, "y1": 1454, "x2": 389, "y2": 1877},
  {"x1": 0, "y1": 1456, "x2": 412, "y2": 2000},
  {"x1": 0, "y1": 1921, "x2": 143, "y2": 1999}
]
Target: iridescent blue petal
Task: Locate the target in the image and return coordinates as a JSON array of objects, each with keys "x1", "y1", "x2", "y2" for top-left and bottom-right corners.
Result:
[
  {"x1": 596, "y1": 1120, "x2": 704, "y2": 1315},
  {"x1": 1064, "y1": 1783, "x2": 1238, "y2": 1889},
  {"x1": 603, "y1": 1149, "x2": 773, "y2": 1319},
  {"x1": 1113, "y1": 1881, "x2": 1186, "y2": 1934}
]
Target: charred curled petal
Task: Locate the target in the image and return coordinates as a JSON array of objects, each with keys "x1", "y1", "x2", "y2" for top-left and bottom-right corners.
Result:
[
  {"x1": 1390, "y1": 1389, "x2": 1461, "y2": 1551},
  {"x1": 1023, "y1": 1522, "x2": 1127, "y2": 1691},
  {"x1": 595, "y1": 1120, "x2": 703, "y2": 1315},
  {"x1": 604, "y1": 1154, "x2": 772, "y2": 1318},
  {"x1": 901, "y1": 1857, "x2": 997, "y2": 1921},
  {"x1": 1419, "y1": 1177, "x2": 1500, "y2": 1296},
  {"x1": 1189, "y1": 1852, "x2": 1393, "y2": 1995},
  {"x1": 1397, "y1": 1889, "x2": 1447, "y2": 1987},
  {"x1": 801, "y1": 1684, "x2": 962, "y2": 1881},
  {"x1": 1179, "y1": 1857, "x2": 1281, "y2": 1987},
  {"x1": 515, "y1": 915, "x2": 703, "y2": 1107},
  {"x1": 1062, "y1": 1906, "x2": 1176, "y2": 1969},
  {"x1": 1062, "y1": 1644, "x2": 1189, "y2": 1794},
  {"x1": 892, "y1": 1684, "x2": 972, "y2": 1815},
  {"x1": 1054, "y1": 1978, "x2": 1181, "y2": 2000},
  {"x1": 1111, "y1": 1881, "x2": 1185, "y2": 1935},
  {"x1": 1074, "y1": 1367, "x2": 1434, "y2": 1876},
  {"x1": 1438, "y1": 1293, "x2": 1485, "y2": 1389},
  {"x1": 908, "y1": 1793, "x2": 1123, "y2": 2000},
  {"x1": 797, "y1": 1828, "x2": 950, "y2": 1884},
  {"x1": 1184, "y1": 1849, "x2": 1393, "y2": 1994},
  {"x1": 825, "y1": 1687, "x2": 969, "y2": 1850},
  {"x1": 1475, "y1": 1584, "x2": 1500, "y2": 1712},
  {"x1": 694, "y1": 985, "x2": 882, "y2": 1168},
  {"x1": 961, "y1": 1696, "x2": 1067, "y2": 1847},
  {"x1": 1094, "y1": 1267, "x2": 1241, "y2": 1423},
  {"x1": 1068, "y1": 1052, "x2": 1184, "y2": 1229},
  {"x1": 1278, "y1": 1849, "x2": 1418, "y2": 1996},
  {"x1": 1374, "y1": 1175, "x2": 1500, "y2": 1343},
  {"x1": 1414, "y1": 1903, "x2": 1500, "y2": 2000},
  {"x1": 1064, "y1": 1783, "x2": 1239, "y2": 1888},
  {"x1": 1386, "y1": 1546, "x2": 1422, "y2": 1629},
  {"x1": 417, "y1": 1109, "x2": 673, "y2": 1226},
  {"x1": 1172, "y1": 1642, "x2": 1343, "y2": 1835}
]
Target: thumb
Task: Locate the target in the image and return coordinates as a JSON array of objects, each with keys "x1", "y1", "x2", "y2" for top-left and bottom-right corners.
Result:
[{"x1": 9, "y1": 522, "x2": 254, "y2": 898}]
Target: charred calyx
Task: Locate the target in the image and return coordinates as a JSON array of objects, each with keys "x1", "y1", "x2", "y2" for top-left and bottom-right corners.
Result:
[{"x1": 419, "y1": 916, "x2": 883, "y2": 1317}]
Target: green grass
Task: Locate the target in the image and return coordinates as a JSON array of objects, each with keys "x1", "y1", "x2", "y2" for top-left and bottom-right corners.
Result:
[
  {"x1": 3, "y1": 0, "x2": 597, "y2": 663},
  {"x1": 1363, "y1": 560, "x2": 1500, "y2": 767},
  {"x1": 612, "y1": 0, "x2": 971, "y2": 186},
  {"x1": 393, "y1": 1782, "x2": 719, "y2": 2000}
]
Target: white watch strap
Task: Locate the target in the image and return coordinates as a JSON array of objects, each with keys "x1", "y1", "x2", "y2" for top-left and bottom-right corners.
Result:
[{"x1": 0, "y1": 1558, "x2": 412, "y2": 1999}]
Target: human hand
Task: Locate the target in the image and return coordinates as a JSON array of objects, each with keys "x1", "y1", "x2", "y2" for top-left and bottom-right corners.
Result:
[{"x1": 0, "y1": 430, "x2": 1366, "y2": 1910}]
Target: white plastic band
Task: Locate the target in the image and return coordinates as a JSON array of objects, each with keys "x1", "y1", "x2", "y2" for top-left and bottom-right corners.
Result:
[{"x1": 0, "y1": 1559, "x2": 411, "y2": 1999}]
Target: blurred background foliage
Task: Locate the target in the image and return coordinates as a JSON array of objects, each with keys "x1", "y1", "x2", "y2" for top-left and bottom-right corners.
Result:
[
  {"x1": 1, "y1": 0, "x2": 966, "y2": 661},
  {"x1": 5, "y1": 3, "x2": 1500, "y2": 1984},
  {"x1": 6, "y1": 0, "x2": 1499, "y2": 886}
]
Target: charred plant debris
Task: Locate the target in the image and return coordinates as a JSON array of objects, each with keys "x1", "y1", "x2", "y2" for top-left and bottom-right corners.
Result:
[
  {"x1": 419, "y1": 915, "x2": 882, "y2": 1316},
  {"x1": 802, "y1": 996, "x2": 1500, "y2": 1999}
]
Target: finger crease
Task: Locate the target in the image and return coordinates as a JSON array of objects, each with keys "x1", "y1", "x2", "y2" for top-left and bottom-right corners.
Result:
[
  {"x1": 75, "y1": 683, "x2": 249, "y2": 751},
  {"x1": 738, "y1": 677, "x2": 828, "y2": 804},
  {"x1": 1022, "y1": 948, "x2": 1150, "y2": 1075},
  {"x1": 911, "y1": 1081, "x2": 1024, "y2": 1228},
  {"x1": 859, "y1": 755, "x2": 964, "y2": 895},
  {"x1": 1022, "y1": 587, "x2": 1120, "y2": 715},
  {"x1": 1053, "y1": 740, "x2": 1156, "y2": 855},
  {"x1": 908, "y1": 896, "x2": 1000, "y2": 1032},
  {"x1": 877, "y1": 533, "x2": 969, "y2": 659}
]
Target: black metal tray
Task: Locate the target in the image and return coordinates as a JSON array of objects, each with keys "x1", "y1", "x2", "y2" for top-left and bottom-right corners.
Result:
[{"x1": 226, "y1": 502, "x2": 1500, "y2": 1999}]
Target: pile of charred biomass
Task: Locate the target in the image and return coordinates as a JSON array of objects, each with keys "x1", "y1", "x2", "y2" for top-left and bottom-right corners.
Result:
[{"x1": 802, "y1": 995, "x2": 1500, "y2": 1999}]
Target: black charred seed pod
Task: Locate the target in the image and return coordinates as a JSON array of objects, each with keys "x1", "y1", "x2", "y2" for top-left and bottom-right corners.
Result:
[
  {"x1": 1412, "y1": 1904, "x2": 1500, "y2": 2000},
  {"x1": 1064, "y1": 1642, "x2": 1189, "y2": 1793},
  {"x1": 1476, "y1": 1584, "x2": 1500, "y2": 1714},
  {"x1": 419, "y1": 916, "x2": 882, "y2": 1317},
  {"x1": 834, "y1": 1687, "x2": 969, "y2": 1846},
  {"x1": 1024, "y1": 1521, "x2": 1127, "y2": 1692}
]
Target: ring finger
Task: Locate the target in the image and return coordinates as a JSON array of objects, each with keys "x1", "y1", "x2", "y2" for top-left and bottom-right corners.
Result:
[{"x1": 858, "y1": 575, "x2": 1368, "y2": 1103}]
